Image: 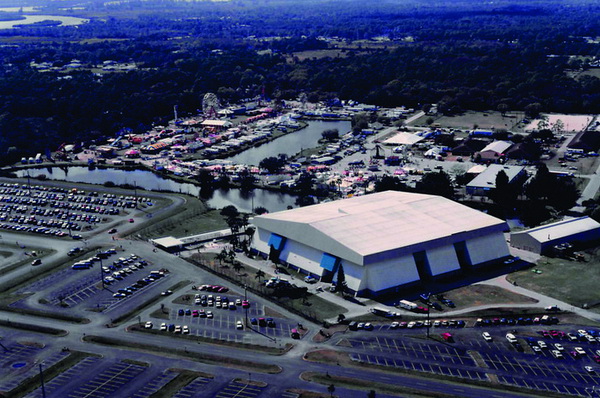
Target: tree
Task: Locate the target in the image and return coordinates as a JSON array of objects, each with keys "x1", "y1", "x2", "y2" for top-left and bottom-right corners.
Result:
[
  {"x1": 351, "y1": 113, "x2": 369, "y2": 134},
  {"x1": 321, "y1": 128, "x2": 339, "y2": 141},
  {"x1": 337, "y1": 313, "x2": 346, "y2": 323},
  {"x1": 328, "y1": 384, "x2": 335, "y2": 398},
  {"x1": 497, "y1": 103, "x2": 509, "y2": 116},
  {"x1": 525, "y1": 163, "x2": 553, "y2": 201},
  {"x1": 220, "y1": 205, "x2": 240, "y2": 220},
  {"x1": 232, "y1": 261, "x2": 243, "y2": 273},
  {"x1": 254, "y1": 206, "x2": 268, "y2": 215},
  {"x1": 255, "y1": 269, "x2": 265, "y2": 281},
  {"x1": 259, "y1": 155, "x2": 287, "y2": 174},
  {"x1": 216, "y1": 249, "x2": 227, "y2": 266},
  {"x1": 367, "y1": 391, "x2": 376, "y2": 398},
  {"x1": 426, "y1": 117, "x2": 434, "y2": 125},
  {"x1": 524, "y1": 103, "x2": 542, "y2": 119},
  {"x1": 417, "y1": 171, "x2": 454, "y2": 198},
  {"x1": 336, "y1": 263, "x2": 347, "y2": 295},
  {"x1": 552, "y1": 119, "x2": 564, "y2": 134}
]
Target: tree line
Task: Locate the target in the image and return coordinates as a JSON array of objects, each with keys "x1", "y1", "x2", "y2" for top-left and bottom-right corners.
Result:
[{"x1": 1, "y1": 0, "x2": 600, "y2": 163}]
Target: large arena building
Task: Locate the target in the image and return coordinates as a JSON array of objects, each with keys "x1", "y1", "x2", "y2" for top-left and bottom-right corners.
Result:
[{"x1": 251, "y1": 191, "x2": 511, "y2": 297}]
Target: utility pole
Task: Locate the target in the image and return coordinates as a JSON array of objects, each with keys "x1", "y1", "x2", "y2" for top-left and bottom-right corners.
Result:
[
  {"x1": 100, "y1": 257, "x2": 104, "y2": 289},
  {"x1": 244, "y1": 284, "x2": 249, "y2": 327},
  {"x1": 39, "y1": 364, "x2": 46, "y2": 398}
]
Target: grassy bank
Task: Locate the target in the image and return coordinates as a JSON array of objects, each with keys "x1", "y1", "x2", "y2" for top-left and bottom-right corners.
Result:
[{"x1": 84, "y1": 335, "x2": 282, "y2": 373}]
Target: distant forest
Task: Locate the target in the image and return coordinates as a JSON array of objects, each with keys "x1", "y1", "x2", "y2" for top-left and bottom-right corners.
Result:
[{"x1": 1, "y1": 0, "x2": 600, "y2": 163}]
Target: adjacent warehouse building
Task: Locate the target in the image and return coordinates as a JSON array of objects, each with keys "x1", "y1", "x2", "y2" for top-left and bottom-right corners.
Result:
[
  {"x1": 466, "y1": 164, "x2": 527, "y2": 197},
  {"x1": 251, "y1": 191, "x2": 511, "y2": 297},
  {"x1": 510, "y1": 216, "x2": 600, "y2": 254}
]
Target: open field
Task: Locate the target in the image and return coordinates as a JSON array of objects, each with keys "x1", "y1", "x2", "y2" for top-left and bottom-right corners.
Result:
[
  {"x1": 524, "y1": 113, "x2": 593, "y2": 133},
  {"x1": 425, "y1": 111, "x2": 522, "y2": 131},
  {"x1": 506, "y1": 255, "x2": 600, "y2": 311},
  {"x1": 442, "y1": 283, "x2": 538, "y2": 308},
  {"x1": 135, "y1": 196, "x2": 228, "y2": 240}
]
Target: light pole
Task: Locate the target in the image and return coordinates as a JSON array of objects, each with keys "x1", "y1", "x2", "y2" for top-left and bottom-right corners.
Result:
[
  {"x1": 425, "y1": 292, "x2": 431, "y2": 339},
  {"x1": 244, "y1": 284, "x2": 249, "y2": 327}
]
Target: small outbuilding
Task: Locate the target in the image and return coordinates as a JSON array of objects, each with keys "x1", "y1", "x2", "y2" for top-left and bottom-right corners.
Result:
[
  {"x1": 151, "y1": 236, "x2": 185, "y2": 253},
  {"x1": 510, "y1": 216, "x2": 600, "y2": 254}
]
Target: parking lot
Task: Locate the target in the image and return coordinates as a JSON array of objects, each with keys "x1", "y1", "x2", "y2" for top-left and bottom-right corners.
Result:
[
  {"x1": 343, "y1": 336, "x2": 476, "y2": 367},
  {"x1": 350, "y1": 352, "x2": 489, "y2": 381},
  {"x1": 65, "y1": 361, "x2": 148, "y2": 398},
  {"x1": 166, "y1": 305, "x2": 298, "y2": 342},
  {"x1": 0, "y1": 182, "x2": 152, "y2": 238},
  {"x1": 337, "y1": 325, "x2": 600, "y2": 396}
]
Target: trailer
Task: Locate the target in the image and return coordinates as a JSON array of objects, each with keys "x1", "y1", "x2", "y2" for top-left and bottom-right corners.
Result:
[{"x1": 398, "y1": 300, "x2": 418, "y2": 311}]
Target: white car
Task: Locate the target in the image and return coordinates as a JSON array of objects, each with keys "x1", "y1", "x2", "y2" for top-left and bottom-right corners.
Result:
[
  {"x1": 160, "y1": 323, "x2": 167, "y2": 331},
  {"x1": 390, "y1": 322, "x2": 399, "y2": 329},
  {"x1": 538, "y1": 341, "x2": 547, "y2": 349},
  {"x1": 585, "y1": 366, "x2": 595, "y2": 374},
  {"x1": 578, "y1": 329, "x2": 588, "y2": 336},
  {"x1": 575, "y1": 347, "x2": 587, "y2": 355},
  {"x1": 532, "y1": 345, "x2": 542, "y2": 353},
  {"x1": 144, "y1": 321, "x2": 153, "y2": 329},
  {"x1": 174, "y1": 325, "x2": 182, "y2": 334},
  {"x1": 206, "y1": 311, "x2": 213, "y2": 318},
  {"x1": 182, "y1": 325, "x2": 190, "y2": 334},
  {"x1": 554, "y1": 343, "x2": 564, "y2": 351},
  {"x1": 551, "y1": 350, "x2": 564, "y2": 359},
  {"x1": 236, "y1": 320, "x2": 244, "y2": 330},
  {"x1": 506, "y1": 333, "x2": 517, "y2": 344},
  {"x1": 482, "y1": 332, "x2": 492, "y2": 342}
]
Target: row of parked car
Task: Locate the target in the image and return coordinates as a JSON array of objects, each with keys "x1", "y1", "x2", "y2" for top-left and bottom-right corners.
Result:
[
  {"x1": 193, "y1": 294, "x2": 250, "y2": 310},
  {"x1": 474, "y1": 315, "x2": 559, "y2": 327},
  {"x1": 538, "y1": 328, "x2": 600, "y2": 343},
  {"x1": 112, "y1": 270, "x2": 166, "y2": 298}
]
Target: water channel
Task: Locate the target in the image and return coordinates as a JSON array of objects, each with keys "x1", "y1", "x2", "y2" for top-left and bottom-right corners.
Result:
[
  {"x1": 15, "y1": 167, "x2": 297, "y2": 213},
  {"x1": 228, "y1": 119, "x2": 351, "y2": 165},
  {"x1": 14, "y1": 120, "x2": 352, "y2": 212},
  {"x1": 0, "y1": 8, "x2": 88, "y2": 29}
]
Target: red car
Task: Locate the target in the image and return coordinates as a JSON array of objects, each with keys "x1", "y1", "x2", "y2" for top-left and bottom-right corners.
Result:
[
  {"x1": 441, "y1": 332, "x2": 453, "y2": 342},
  {"x1": 242, "y1": 300, "x2": 250, "y2": 308}
]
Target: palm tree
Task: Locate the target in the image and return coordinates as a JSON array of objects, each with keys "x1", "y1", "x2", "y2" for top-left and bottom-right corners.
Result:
[
  {"x1": 216, "y1": 249, "x2": 227, "y2": 266},
  {"x1": 232, "y1": 261, "x2": 243, "y2": 273},
  {"x1": 255, "y1": 269, "x2": 265, "y2": 281}
]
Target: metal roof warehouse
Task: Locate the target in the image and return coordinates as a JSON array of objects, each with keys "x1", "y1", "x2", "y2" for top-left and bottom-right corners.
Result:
[{"x1": 251, "y1": 191, "x2": 511, "y2": 297}]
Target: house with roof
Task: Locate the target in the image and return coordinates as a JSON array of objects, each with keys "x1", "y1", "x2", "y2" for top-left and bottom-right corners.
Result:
[{"x1": 477, "y1": 140, "x2": 513, "y2": 161}]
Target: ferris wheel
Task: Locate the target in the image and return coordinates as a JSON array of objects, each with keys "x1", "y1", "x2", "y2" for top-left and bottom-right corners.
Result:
[{"x1": 202, "y1": 93, "x2": 220, "y2": 119}]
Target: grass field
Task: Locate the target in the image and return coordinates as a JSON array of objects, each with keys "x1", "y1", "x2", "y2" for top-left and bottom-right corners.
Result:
[
  {"x1": 506, "y1": 256, "x2": 600, "y2": 311},
  {"x1": 136, "y1": 195, "x2": 228, "y2": 240},
  {"x1": 442, "y1": 284, "x2": 538, "y2": 308},
  {"x1": 431, "y1": 110, "x2": 523, "y2": 131}
]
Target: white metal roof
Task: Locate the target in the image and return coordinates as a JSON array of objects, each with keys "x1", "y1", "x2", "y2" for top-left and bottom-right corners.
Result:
[
  {"x1": 383, "y1": 132, "x2": 424, "y2": 146},
  {"x1": 252, "y1": 191, "x2": 507, "y2": 263},
  {"x1": 467, "y1": 164, "x2": 525, "y2": 189},
  {"x1": 516, "y1": 216, "x2": 600, "y2": 243},
  {"x1": 480, "y1": 140, "x2": 512, "y2": 155},
  {"x1": 151, "y1": 236, "x2": 184, "y2": 248}
]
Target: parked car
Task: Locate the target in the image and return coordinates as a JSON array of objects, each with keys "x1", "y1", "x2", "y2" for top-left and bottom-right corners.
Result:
[
  {"x1": 144, "y1": 321, "x2": 153, "y2": 329},
  {"x1": 482, "y1": 332, "x2": 492, "y2": 342}
]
